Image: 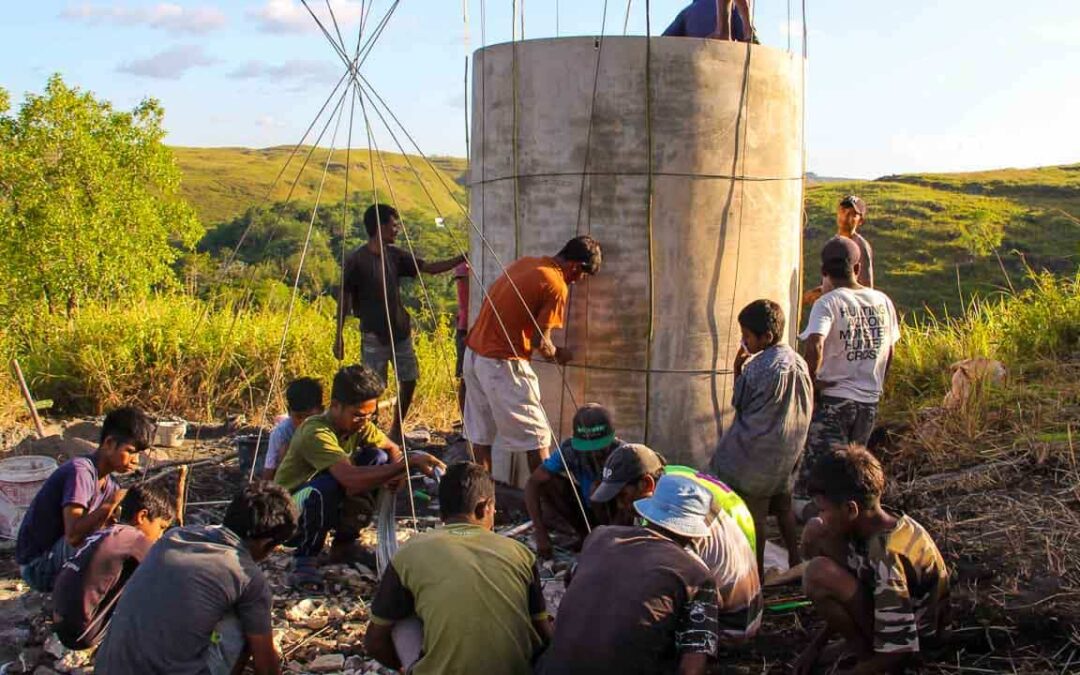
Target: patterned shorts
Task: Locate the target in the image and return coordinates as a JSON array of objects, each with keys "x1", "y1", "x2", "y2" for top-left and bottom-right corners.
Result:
[{"x1": 795, "y1": 396, "x2": 877, "y2": 497}]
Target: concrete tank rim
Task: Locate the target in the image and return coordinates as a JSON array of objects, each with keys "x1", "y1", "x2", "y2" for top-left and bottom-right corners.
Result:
[{"x1": 472, "y1": 35, "x2": 804, "y2": 63}]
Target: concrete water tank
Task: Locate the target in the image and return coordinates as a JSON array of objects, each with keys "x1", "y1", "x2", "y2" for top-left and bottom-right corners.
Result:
[{"x1": 469, "y1": 36, "x2": 804, "y2": 472}]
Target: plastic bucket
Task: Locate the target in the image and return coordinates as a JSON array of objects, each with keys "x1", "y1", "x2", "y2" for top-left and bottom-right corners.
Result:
[
  {"x1": 0, "y1": 455, "x2": 58, "y2": 539},
  {"x1": 154, "y1": 420, "x2": 188, "y2": 448}
]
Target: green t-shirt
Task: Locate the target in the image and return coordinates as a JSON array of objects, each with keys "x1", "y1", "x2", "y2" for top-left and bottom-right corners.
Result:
[
  {"x1": 370, "y1": 523, "x2": 547, "y2": 675},
  {"x1": 273, "y1": 413, "x2": 388, "y2": 492}
]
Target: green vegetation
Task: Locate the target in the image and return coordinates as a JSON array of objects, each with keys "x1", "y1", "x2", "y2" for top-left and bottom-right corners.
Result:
[
  {"x1": 2, "y1": 76, "x2": 1077, "y2": 432},
  {"x1": 0, "y1": 295, "x2": 458, "y2": 428},
  {"x1": 195, "y1": 198, "x2": 468, "y2": 319},
  {"x1": 803, "y1": 165, "x2": 1080, "y2": 315},
  {"x1": 172, "y1": 146, "x2": 467, "y2": 225},
  {"x1": 0, "y1": 76, "x2": 201, "y2": 316},
  {"x1": 884, "y1": 270, "x2": 1080, "y2": 417}
]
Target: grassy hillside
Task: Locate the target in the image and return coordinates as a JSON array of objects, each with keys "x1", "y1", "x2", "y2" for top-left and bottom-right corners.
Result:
[
  {"x1": 803, "y1": 164, "x2": 1080, "y2": 314},
  {"x1": 172, "y1": 146, "x2": 467, "y2": 226},
  {"x1": 172, "y1": 147, "x2": 1078, "y2": 315}
]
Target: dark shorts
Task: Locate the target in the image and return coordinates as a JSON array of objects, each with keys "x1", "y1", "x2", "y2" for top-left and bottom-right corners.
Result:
[
  {"x1": 455, "y1": 328, "x2": 467, "y2": 378},
  {"x1": 795, "y1": 396, "x2": 877, "y2": 496}
]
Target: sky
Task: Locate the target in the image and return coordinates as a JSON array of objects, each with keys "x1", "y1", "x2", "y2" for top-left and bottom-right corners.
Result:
[{"x1": 2, "y1": 1, "x2": 1079, "y2": 179}]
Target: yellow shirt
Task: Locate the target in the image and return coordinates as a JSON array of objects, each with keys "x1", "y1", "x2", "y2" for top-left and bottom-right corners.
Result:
[{"x1": 273, "y1": 413, "x2": 388, "y2": 492}]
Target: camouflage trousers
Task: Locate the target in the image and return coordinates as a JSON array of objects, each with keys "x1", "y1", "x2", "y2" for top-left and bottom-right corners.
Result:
[{"x1": 795, "y1": 395, "x2": 877, "y2": 497}]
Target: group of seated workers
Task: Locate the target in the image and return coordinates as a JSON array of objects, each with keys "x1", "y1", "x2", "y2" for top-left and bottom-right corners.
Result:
[{"x1": 14, "y1": 248, "x2": 945, "y2": 674}]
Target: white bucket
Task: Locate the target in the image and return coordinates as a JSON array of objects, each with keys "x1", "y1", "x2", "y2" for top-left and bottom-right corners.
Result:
[
  {"x1": 154, "y1": 420, "x2": 187, "y2": 448},
  {"x1": 0, "y1": 455, "x2": 58, "y2": 539}
]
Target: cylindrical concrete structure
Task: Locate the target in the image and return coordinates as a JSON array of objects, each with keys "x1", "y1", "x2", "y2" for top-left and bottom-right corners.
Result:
[{"x1": 469, "y1": 36, "x2": 804, "y2": 470}]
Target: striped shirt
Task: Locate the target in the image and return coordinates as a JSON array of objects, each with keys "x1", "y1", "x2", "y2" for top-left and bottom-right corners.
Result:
[{"x1": 847, "y1": 515, "x2": 949, "y2": 654}]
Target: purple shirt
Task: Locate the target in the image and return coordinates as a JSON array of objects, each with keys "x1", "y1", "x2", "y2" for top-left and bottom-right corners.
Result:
[
  {"x1": 52, "y1": 523, "x2": 152, "y2": 649},
  {"x1": 15, "y1": 455, "x2": 119, "y2": 565},
  {"x1": 663, "y1": 0, "x2": 750, "y2": 40}
]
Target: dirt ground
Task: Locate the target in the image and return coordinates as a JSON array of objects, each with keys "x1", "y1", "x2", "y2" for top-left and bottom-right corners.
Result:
[{"x1": 2, "y1": 408, "x2": 1078, "y2": 674}]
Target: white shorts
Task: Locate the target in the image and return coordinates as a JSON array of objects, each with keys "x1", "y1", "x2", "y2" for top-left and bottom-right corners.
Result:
[{"x1": 463, "y1": 348, "x2": 553, "y2": 453}]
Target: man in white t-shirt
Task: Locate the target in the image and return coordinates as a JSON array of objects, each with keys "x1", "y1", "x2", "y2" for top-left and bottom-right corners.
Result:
[{"x1": 795, "y1": 237, "x2": 899, "y2": 503}]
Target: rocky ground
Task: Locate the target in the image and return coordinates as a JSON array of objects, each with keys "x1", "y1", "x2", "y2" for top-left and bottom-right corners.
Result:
[{"x1": 2, "y1": 407, "x2": 1079, "y2": 673}]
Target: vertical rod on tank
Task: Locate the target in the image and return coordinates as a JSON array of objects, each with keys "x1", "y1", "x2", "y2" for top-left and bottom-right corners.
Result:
[
  {"x1": 642, "y1": 1, "x2": 656, "y2": 444},
  {"x1": 479, "y1": 1, "x2": 488, "y2": 289},
  {"x1": 795, "y1": 0, "x2": 809, "y2": 334},
  {"x1": 510, "y1": 18, "x2": 522, "y2": 258}
]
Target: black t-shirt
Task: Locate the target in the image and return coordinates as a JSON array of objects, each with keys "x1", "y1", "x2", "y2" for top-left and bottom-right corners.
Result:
[
  {"x1": 343, "y1": 245, "x2": 423, "y2": 345},
  {"x1": 539, "y1": 526, "x2": 720, "y2": 674}
]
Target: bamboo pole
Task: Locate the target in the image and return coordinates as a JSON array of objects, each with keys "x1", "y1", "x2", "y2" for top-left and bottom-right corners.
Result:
[
  {"x1": 175, "y1": 465, "x2": 189, "y2": 526},
  {"x1": 11, "y1": 359, "x2": 45, "y2": 438}
]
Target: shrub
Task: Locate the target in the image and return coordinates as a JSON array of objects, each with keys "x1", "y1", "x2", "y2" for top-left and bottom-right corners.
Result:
[{"x1": 2, "y1": 294, "x2": 458, "y2": 428}]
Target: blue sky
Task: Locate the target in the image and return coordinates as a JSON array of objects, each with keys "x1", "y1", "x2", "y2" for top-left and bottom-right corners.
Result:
[{"x1": 3, "y1": 1, "x2": 1079, "y2": 178}]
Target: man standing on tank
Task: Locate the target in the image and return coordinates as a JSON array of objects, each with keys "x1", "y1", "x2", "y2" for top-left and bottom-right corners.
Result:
[
  {"x1": 663, "y1": 0, "x2": 755, "y2": 41},
  {"x1": 462, "y1": 236, "x2": 603, "y2": 476},
  {"x1": 334, "y1": 203, "x2": 465, "y2": 443}
]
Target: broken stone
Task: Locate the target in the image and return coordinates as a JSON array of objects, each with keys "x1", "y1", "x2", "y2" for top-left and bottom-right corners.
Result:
[
  {"x1": 308, "y1": 653, "x2": 345, "y2": 672},
  {"x1": 344, "y1": 655, "x2": 365, "y2": 670},
  {"x1": 43, "y1": 634, "x2": 66, "y2": 660}
]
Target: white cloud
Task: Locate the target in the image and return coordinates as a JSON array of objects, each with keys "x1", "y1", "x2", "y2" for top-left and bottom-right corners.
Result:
[
  {"x1": 248, "y1": 0, "x2": 363, "y2": 35},
  {"x1": 228, "y1": 59, "x2": 339, "y2": 91},
  {"x1": 1028, "y1": 20, "x2": 1080, "y2": 47},
  {"x1": 228, "y1": 59, "x2": 337, "y2": 82},
  {"x1": 117, "y1": 45, "x2": 218, "y2": 80},
  {"x1": 256, "y1": 115, "x2": 287, "y2": 128},
  {"x1": 61, "y1": 2, "x2": 227, "y2": 33}
]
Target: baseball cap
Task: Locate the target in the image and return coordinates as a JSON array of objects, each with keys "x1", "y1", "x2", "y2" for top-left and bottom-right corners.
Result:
[
  {"x1": 590, "y1": 443, "x2": 665, "y2": 503},
  {"x1": 839, "y1": 195, "x2": 867, "y2": 217},
  {"x1": 570, "y1": 403, "x2": 615, "y2": 451},
  {"x1": 821, "y1": 236, "x2": 861, "y2": 268},
  {"x1": 633, "y1": 474, "x2": 714, "y2": 538}
]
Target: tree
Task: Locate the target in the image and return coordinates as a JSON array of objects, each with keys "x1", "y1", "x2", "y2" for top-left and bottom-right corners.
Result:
[{"x1": 0, "y1": 75, "x2": 202, "y2": 314}]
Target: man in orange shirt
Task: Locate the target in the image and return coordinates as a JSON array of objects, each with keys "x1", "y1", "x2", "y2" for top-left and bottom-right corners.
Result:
[{"x1": 463, "y1": 236, "x2": 603, "y2": 474}]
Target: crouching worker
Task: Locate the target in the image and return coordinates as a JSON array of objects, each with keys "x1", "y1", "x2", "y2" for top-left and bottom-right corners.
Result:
[
  {"x1": 274, "y1": 365, "x2": 444, "y2": 587},
  {"x1": 525, "y1": 403, "x2": 625, "y2": 559},
  {"x1": 590, "y1": 445, "x2": 763, "y2": 649},
  {"x1": 540, "y1": 473, "x2": 721, "y2": 675},
  {"x1": 95, "y1": 482, "x2": 298, "y2": 675},
  {"x1": 16, "y1": 407, "x2": 152, "y2": 592},
  {"x1": 795, "y1": 445, "x2": 950, "y2": 675},
  {"x1": 52, "y1": 484, "x2": 176, "y2": 649},
  {"x1": 366, "y1": 462, "x2": 552, "y2": 675}
]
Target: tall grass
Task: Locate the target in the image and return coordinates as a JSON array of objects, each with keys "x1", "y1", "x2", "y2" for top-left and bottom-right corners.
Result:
[
  {"x1": 885, "y1": 271, "x2": 1080, "y2": 416},
  {"x1": 1, "y1": 295, "x2": 458, "y2": 429}
]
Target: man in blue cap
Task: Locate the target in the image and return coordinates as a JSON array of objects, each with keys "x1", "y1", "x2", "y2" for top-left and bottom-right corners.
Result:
[{"x1": 539, "y1": 472, "x2": 721, "y2": 675}]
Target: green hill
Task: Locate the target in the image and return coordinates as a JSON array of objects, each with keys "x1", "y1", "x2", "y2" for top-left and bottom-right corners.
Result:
[
  {"x1": 172, "y1": 147, "x2": 1079, "y2": 315},
  {"x1": 172, "y1": 146, "x2": 468, "y2": 226},
  {"x1": 802, "y1": 164, "x2": 1080, "y2": 314}
]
